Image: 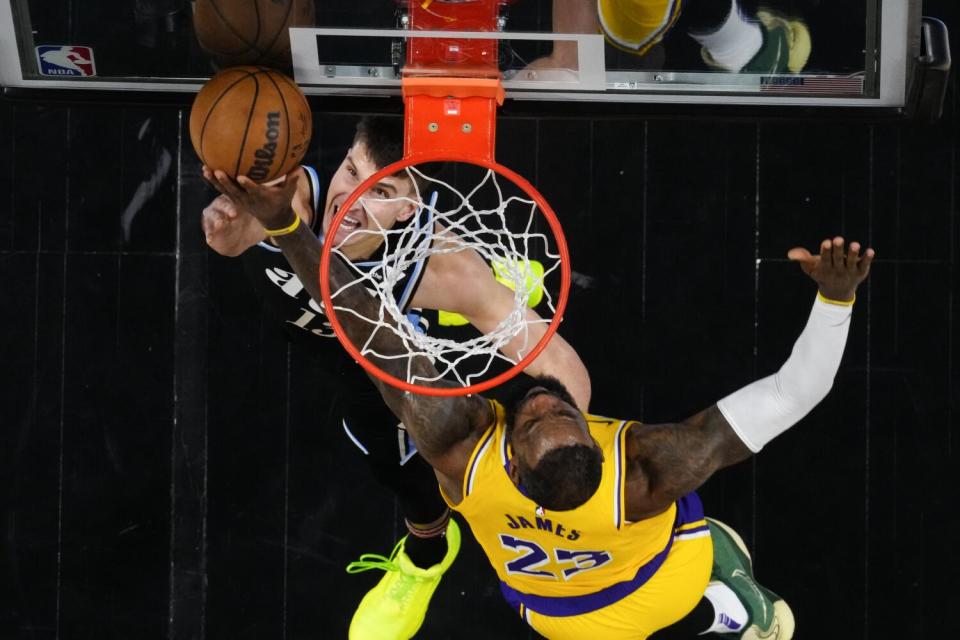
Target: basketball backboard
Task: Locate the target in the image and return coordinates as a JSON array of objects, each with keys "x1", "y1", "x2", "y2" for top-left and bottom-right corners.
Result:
[{"x1": 0, "y1": 0, "x2": 950, "y2": 112}]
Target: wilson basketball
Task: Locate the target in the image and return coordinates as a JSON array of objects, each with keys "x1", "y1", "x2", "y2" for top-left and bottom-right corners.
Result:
[
  {"x1": 189, "y1": 66, "x2": 312, "y2": 183},
  {"x1": 192, "y1": 0, "x2": 315, "y2": 69}
]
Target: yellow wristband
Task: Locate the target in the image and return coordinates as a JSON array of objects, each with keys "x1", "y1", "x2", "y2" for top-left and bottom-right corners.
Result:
[
  {"x1": 263, "y1": 214, "x2": 301, "y2": 237},
  {"x1": 817, "y1": 291, "x2": 855, "y2": 306}
]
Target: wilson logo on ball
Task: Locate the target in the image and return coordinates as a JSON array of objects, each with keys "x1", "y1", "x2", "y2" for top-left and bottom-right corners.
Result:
[{"x1": 248, "y1": 112, "x2": 281, "y2": 181}]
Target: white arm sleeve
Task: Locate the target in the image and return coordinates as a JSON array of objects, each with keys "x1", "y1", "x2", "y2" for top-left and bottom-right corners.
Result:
[{"x1": 716, "y1": 295, "x2": 853, "y2": 452}]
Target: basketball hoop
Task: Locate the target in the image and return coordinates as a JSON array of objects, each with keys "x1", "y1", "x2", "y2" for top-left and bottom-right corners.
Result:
[{"x1": 318, "y1": 154, "x2": 570, "y2": 397}]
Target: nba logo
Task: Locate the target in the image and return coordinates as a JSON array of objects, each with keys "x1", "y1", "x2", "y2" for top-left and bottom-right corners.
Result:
[{"x1": 36, "y1": 46, "x2": 97, "y2": 77}]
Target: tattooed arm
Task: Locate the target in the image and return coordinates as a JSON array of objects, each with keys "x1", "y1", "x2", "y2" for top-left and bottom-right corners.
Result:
[
  {"x1": 624, "y1": 237, "x2": 874, "y2": 521},
  {"x1": 204, "y1": 169, "x2": 491, "y2": 485},
  {"x1": 314, "y1": 246, "x2": 492, "y2": 480},
  {"x1": 623, "y1": 406, "x2": 752, "y2": 521}
]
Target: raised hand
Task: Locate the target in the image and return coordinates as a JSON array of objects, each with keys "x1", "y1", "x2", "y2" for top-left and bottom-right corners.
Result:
[
  {"x1": 787, "y1": 236, "x2": 875, "y2": 302},
  {"x1": 202, "y1": 165, "x2": 300, "y2": 232}
]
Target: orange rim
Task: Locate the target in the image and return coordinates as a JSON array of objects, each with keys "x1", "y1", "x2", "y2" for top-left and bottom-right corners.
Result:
[{"x1": 319, "y1": 154, "x2": 570, "y2": 396}]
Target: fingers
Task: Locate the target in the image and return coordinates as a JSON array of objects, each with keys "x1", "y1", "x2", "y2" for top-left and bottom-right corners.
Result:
[
  {"x1": 831, "y1": 236, "x2": 844, "y2": 268},
  {"x1": 238, "y1": 171, "x2": 300, "y2": 200},
  {"x1": 787, "y1": 247, "x2": 817, "y2": 274},
  {"x1": 201, "y1": 210, "x2": 216, "y2": 238},
  {"x1": 798, "y1": 236, "x2": 877, "y2": 282},
  {"x1": 203, "y1": 167, "x2": 229, "y2": 195},
  {"x1": 845, "y1": 241, "x2": 861, "y2": 274},
  {"x1": 857, "y1": 247, "x2": 876, "y2": 276},
  {"x1": 203, "y1": 205, "x2": 236, "y2": 230},
  {"x1": 201, "y1": 166, "x2": 247, "y2": 200},
  {"x1": 838, "y1": 238, "x2": 876, "y2": 276},
  {"x1": 280, "y1": 171, "x2": 300, "y2": 200},
  {"x1": 203, "y1": 165, "x2": 299, "y2": 198},
  {"x1": 201, "y1": 165, "x2": 228, "y2": 195},
  {"x1": 840, "y1": 239, "x2": 876, "y2": 279},
  {"x1": 819, "y1": 238, "x2": 833, "y2": 266},
  {"x1": 214, "y1": 194, "x2": 238, "y2": 218},
  {"x1": 824, "y1": 237, "x2": 870, "y2": 271},
  {"x1": 212, "y1": 169, "x2": 245, "y2": 199},
  {"x1": 201, "y1": 206, "x2": 227, "y2": 242},
  {"x1": 201, "y1": 166, "x2": 241, "y2": 199}
]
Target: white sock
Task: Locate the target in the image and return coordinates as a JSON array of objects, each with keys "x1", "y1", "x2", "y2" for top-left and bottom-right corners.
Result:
[
  {"x1": 689, "y1": 0, "x2": 763, "y2": 72},
  {"x1": 699, "y1": 581, "x2": 749, "y2": 635}
]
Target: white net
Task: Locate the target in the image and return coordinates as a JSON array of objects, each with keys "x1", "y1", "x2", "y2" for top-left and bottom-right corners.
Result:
[{"x1": 327, "y1": 163, "x2": 565, "y2": 389}]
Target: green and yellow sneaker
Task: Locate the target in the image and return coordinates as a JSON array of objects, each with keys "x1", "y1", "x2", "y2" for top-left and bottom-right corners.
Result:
[
  {"x1": 346, "y1": 519, "x2": 461, "y2": 640},
  {"x1": 707, "y1": 518, "x2": 796, "y2": 640},
  {"x1": 702, "y1": 9, "x2": 811, "y2": 74}
]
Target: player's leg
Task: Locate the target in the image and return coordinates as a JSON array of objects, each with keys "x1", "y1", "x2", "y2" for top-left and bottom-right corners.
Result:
[
  {"x1": 684, "y1": 0, "x2": 811, "y2": 73},
  {"x1": 650, "y1": 517, "x2": 795, "y2": 639},
  {"x1": 702, "y1": 518, "x2": 795, "y2": 639},
  {"x1": 338, "y1": 388, "x2": 459, "y2": 640}
]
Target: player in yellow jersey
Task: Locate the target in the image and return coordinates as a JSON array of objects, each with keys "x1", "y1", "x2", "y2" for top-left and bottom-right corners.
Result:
[{"x1": 217, "y1": 175, "x2": 874, "y2": 639}]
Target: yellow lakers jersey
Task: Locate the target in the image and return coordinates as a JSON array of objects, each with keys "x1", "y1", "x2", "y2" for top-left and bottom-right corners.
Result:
[{"x1": 442, "y1": 400, "x2": 708, "y2": 617}]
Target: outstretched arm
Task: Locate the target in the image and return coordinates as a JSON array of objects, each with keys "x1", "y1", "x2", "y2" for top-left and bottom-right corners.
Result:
[
  {"x1": 412, "y1": 247, "x2": 592, "y2": 409},
  {"x1": 205, "y1": 169, "x2": 490, "y2": 481},
  {"x1": 624, "y1": 237, "x2": 875, "y2": 520}
]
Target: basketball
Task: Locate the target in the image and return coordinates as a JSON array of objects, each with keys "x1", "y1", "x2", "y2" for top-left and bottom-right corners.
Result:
[
  {"x1": 192, "y1": 0, "x2": 315, "y2": 69},
  {"x1": 189, "y1": 66, "x2": 312, "y2": 183}
]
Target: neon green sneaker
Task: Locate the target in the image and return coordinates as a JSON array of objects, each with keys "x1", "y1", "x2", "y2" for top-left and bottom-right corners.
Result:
[
  {"x1": 346, "y1": 519, "x2": 461, "y2": 640},
  {"x1": 707, "y1": 518, "x2": 796, "y2": 640}
]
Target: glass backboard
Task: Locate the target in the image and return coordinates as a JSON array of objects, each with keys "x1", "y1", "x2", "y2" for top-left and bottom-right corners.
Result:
[{"x1": 0, "y1": 0, "x2": 946, "y2": 109}]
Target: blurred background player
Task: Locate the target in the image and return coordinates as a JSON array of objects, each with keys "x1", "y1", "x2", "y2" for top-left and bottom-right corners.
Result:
[
  {"x1": 191, "y1": 0, "x2": 316, "y2": 71},
  {"x1": 524, "y1": 0, "x2": 810, "y2": 76},
  {"x1": 201, "y1": 116, "x2": 590, "y2": 640}
]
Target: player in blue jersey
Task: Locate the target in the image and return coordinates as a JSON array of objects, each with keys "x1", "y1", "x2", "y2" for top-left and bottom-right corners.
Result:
[
  {"x1": 200, "y1": 116, "x2": 590, "y2": 640},
  {"x1": 211, "y1": 168, "x2": 874, "y2": 639}
]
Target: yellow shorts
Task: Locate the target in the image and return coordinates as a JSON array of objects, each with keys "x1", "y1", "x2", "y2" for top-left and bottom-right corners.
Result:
[
  {"x1": 598, "y1": 0, "x2": 685, "y2": 55},
  {"x1": 523, "y1": 525, "x2": 712, "y2": 640}
]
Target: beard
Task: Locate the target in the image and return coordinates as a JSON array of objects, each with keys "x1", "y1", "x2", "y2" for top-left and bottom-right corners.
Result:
[{"x1": 503, "y1": 374, "x2": 579, "y2": 439}]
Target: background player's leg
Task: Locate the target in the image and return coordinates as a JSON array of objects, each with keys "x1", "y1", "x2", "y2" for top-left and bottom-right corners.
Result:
[
  {"x1": 337, "y1": 388, "x2": 457, "y2": 640},
  {"x1": 683, "y1": 0, "x2": 810, "y2": 73},
  {"x1": 344, "y1": 413, "x2": 451, "y2": 567},
  {"x1": 685, "y1": 0, "x2": 763, "y2": 72}
]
